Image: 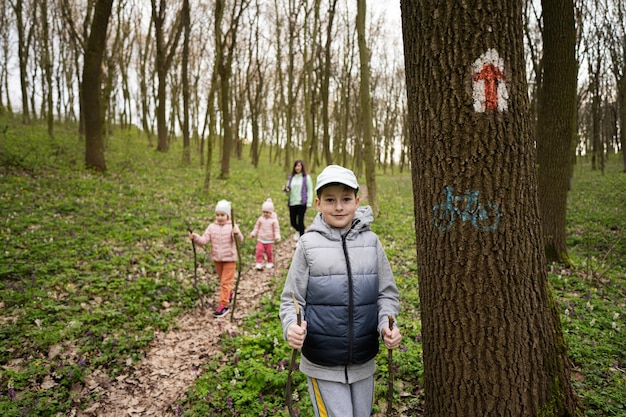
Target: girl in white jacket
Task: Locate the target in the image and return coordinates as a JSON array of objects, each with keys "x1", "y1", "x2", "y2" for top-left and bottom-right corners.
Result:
[{"x1": 249, "y1": 198, "x2": 281, "y2": 270}]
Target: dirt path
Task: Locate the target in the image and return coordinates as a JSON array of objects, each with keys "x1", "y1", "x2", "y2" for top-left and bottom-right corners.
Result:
[{"x1": 76, "y1": 238, "x2": 298, "y2": 417}]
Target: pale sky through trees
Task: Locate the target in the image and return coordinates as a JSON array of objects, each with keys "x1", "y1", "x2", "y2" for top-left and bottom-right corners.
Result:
[
  {"x1": 5, "y1": 0, "x2": 406, "y2": 117},
  {"x1": 372, "y1": 0, "x2": 402, "y2": 38}
]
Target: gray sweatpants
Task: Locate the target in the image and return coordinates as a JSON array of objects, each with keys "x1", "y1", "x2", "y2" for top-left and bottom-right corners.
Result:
[{"x1": 307, "y1": 376, "x2": 374, "y2": 417}]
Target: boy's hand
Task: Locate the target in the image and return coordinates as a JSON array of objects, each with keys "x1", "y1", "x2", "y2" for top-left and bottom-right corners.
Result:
[
  {"x1": 287, "y1": 321, "x2": 307, "y2": 349},
  {"x1": 276, "y1": 237, "x2": 281, "y2": 243},
  {"x1": 188, "y1": 232, "x2": 194, "y2": 241},
  {"x1": 232, "y1": 225, "x2": 241, "y2": 235},
  {"x1": 382, "y1": 324, "x2": 402, "y2": 349}
]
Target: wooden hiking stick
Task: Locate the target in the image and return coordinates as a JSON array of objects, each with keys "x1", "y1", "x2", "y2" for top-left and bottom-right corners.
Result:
[
  {"x1": 286, "y1": 292, "x2": 301, "y2": 417},
  {"x1": 386, "y1": 315, "x2": 395, "y2": 416},
  {"x1": 186, "y1": 223, "x2": 204, "y2": 309},
  {"x1": 229, "y1": 209, "x2": 243, "y2": 322}
]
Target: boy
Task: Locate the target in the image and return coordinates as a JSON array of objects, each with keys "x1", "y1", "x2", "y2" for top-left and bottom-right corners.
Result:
[{"x1": 279, "y1": 165, "x2": 402, "y2": 417}]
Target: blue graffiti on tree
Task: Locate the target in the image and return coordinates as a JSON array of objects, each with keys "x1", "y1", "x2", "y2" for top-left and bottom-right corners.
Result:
[{"x1": 432, "y1": 186, "x2": 502, "y2": 231}]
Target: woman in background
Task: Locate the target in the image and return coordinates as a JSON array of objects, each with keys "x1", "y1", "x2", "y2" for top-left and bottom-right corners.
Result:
[{"x1": 283, "y1": 160, "x2": 313, "y2": 241}]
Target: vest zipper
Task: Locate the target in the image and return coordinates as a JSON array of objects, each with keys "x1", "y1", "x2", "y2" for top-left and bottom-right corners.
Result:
[{"x1": 341, "y1": 219, "x2": 360, "y2": 364}]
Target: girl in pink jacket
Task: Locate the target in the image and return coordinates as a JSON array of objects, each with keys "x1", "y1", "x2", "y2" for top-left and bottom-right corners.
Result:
[
  {"x1": 249, "y1": 198, "x2": 281, "y2": 270},
  {"x1": 189, "y1": 200, "x2": 244, "y2": 317}
]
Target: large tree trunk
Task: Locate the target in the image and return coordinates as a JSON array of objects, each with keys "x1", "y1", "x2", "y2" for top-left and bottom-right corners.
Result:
[
  {"x1": 83, "y1": 0, "x2": 113, "y2": 172},
  {"x1": 537, "y1": 0, "x2": 577, "y2": 264},
  {"x1": 356, "y1": 0, "x2": 378, "y2": 215},
  {"x1": 401, "y1": 1, "x2": 579, "y2": 416}
]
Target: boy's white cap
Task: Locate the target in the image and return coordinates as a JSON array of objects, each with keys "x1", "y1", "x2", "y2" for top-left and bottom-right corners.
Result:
[
  {"x1": 315, "y1": 165, "x2": 359, "y2": 192},
  {"x1": 215, "y1": 199, "x2": 231, "y2": 216}
]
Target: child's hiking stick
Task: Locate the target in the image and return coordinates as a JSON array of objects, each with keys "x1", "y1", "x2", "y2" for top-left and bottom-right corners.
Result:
[
  {"x1": 186, "y1": 223, "x2": 204, "y2": 309},
  {"x1": 229, "y1": 209, "x2": 243, "y2": 322},
  {"x1": 285, "y1": 292, "x2": 301, "y2": 417},
  {"x1": 386, "y1": 315, "x2": 395, "y2": 416}
]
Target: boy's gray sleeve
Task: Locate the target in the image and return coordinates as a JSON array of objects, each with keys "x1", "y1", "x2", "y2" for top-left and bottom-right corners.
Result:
[
  {"x1": 376, "y1": 239, "x2": 400, "y2": 335},
  {"x1": 279, "y1": 242, "x2": 309, "y2": 340}
]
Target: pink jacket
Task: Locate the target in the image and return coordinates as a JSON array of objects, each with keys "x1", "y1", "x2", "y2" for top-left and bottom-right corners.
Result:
[
  {"x1": 192, "y1": 221, "x2": 244, "y2": 262},
  {"x1": 250, "y1": 215, "x2": 281, "y2": 243}
]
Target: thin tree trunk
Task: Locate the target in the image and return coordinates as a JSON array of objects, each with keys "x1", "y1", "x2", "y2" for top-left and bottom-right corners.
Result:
[
  {"x1": 138, "y1": 21, "x2": 154, "y2": 146},
  {"x1": 321, "y1": 0, "x2": 338, "y2": 166},
  {"x1": 151, "y1": 0, "x2": 183, "y2": 152},
  {"x1": 11, "y1": 0, "x2": 30, "y2": 123},
  {"x1": 40, "y1": 0, "x2": 54, "y2": 138},
  {"x1": 620, "y1": 78, "x2": 626, "y2": 172},
  {"x1": 537, "y1": 0, "x2": 577, "y2": 264},
  {"x1": 357, "y1": 0, "x2": 378, "y2": 215},
  {"x1": 181, "y1": 0, "x2": 191, "y2": 164},
  {"x1": 83, "y1": 0, "x2": 113, "y2": 172}
]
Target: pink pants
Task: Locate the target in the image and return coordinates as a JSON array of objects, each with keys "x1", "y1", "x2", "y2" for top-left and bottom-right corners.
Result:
[{"x1": 255, "y1": 241, "x2": 274, "y2": 263}]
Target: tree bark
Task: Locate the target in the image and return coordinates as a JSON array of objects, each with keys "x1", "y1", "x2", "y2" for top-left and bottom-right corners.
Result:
[
  {"x1": 83, "y1": 0, "x2": 113, "y2": 172},
  {"x1": 401, "y1": 1, "x2": 579, "y2": 415},
  {"x1": 537, "y1": 0, "x2": 577, "y2": 264}
]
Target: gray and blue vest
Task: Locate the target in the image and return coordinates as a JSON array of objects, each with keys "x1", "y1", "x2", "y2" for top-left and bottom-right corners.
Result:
[{"x1": 301, "y1": 224, "x2": 380, "y2": 367}]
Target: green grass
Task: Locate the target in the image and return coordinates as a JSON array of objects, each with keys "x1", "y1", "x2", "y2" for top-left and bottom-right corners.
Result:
[{"x1": 1, "y1": 115, "x2": 624, "y2": 416}]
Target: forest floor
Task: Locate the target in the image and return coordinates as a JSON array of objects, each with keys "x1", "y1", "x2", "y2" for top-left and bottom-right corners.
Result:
[{"x1": 75, "y1": 237, "x2": 299, "y2": 417}]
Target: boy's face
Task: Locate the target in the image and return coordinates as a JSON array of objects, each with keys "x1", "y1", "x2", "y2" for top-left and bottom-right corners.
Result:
[
  {"x1": 263, "y1": 210, "x2": 272, "y2": 218},
  {"x1": 215, "y1": 211, "x2": 229, "y2": 224},
  {"x1": 315, "y1": 184, "x2": 360, "y2": 230}
]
